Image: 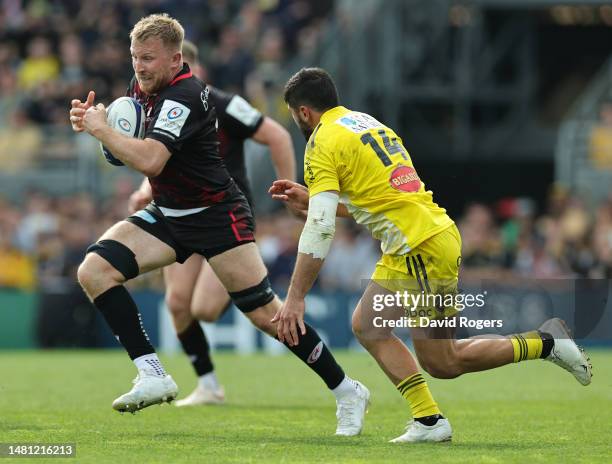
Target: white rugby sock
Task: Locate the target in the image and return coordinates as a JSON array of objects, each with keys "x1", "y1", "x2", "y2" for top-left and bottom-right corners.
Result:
[
  {"x1": 198, "y1": 372, "x2": 220, "y2": 390},
  {"x1": 133, "y1": 353, "x2": 166, "y2": 376},
  {"x1": 332, "y1": 376, "x2": 360, "y2": 400}
]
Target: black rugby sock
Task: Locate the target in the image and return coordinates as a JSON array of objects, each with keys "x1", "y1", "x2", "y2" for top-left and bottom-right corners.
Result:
[
  {"x1": 178, "y1": 319, "x2": 214, "y2": 376},
  {"x1": 415, "y1": 414, "x2": 445, "y2": 426},
  {"x1": 93, "y1": 285, "x2": 155, "y2": 360},
  {"x1": 283, "y1": 323, "x2": 345, "y2": 389},
  {"x1": 539, "y1": 331, "x2": 554, "y2": 359}
]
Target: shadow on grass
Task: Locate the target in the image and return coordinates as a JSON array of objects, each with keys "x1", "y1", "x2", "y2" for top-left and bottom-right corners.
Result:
[
  {"x1": 119, "y1": 432, "x2": 371, "y2": 448},
  {"x1": 449, "y1": 441, "x2": 563, "y2": 451},
  {"x1": 219, "y1": 403, "x2": 331, "y2": 412}
]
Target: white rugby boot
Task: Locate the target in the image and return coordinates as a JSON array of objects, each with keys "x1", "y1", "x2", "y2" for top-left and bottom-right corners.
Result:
[
  {"x1": 112, "y1": 369, "x2": 178, "y2": 413},
  {"x1": 538, "y1": 318, "x2": 592, "y2": 386},
  {"x1": 335, "y1": 380, "x2": 370, "y2": 436},
  {"x1": 175, "y1": 384, "x2": 226, "y2": 407},
  {"x1": 390, "y1": 417, "x2": 452, "y2": 443}
]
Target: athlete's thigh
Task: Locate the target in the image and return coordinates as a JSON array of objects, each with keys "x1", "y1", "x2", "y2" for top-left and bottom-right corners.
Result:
[
  {"x1": 207, "y1": 242, "x2": 267, "y2": 292},
  {"x1": 409, "y1": 319, "x2": 458, "y2": 368},
  {"x1": 405, "y1": 225, "x2": 461, "y2": 356},
  {"x1": 163, "y1": 253, "x2": 203, "y2": 299},
  {"x1": 98, "y1": 220, "x2": 176, "y2": 273},
  {"x1": 191, "y1": 259, "x2": 231, "y2": 318},
  {"x1": 353, "y1": 280, "x2": 404, "y2": 340}
]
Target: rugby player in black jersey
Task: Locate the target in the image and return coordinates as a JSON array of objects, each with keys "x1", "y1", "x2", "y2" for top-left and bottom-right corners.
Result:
[
  {"x1": 128, "y1": 40, "x2": 295, "y2": 407},
  {"x1": 69, "y1": 14, "x2": 369, "y2": 436}
]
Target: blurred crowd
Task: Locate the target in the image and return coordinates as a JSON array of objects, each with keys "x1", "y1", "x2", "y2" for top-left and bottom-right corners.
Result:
[
  {"x1": 0, "y1": 0, "x2": 333, "y2": 171},
  {"x1": 589, "y1": 100, "x2": 612, "y2": 169},
  {"x1": 1, "y1": 182, "x2": 611, "y2": 294},
  {"x1": 458, "y1": 186, "x2": 612, "y2": 281},
  {"x1": 1, "y1": 2, "x2": 611, "y2": 350},
  {"x1": 0, "y1": 178, "x2": 134, "y2": 291},
  {"x1": 0, "y1": 180, "x2": 377, "y2": 294}
]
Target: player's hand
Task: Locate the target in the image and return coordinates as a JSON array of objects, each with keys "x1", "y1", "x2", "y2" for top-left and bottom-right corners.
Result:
[
  {"x1": 289, "y1": 208, "x2": 308, "y2": 221},
  {"x1": 269, "y1": 180, "x2": 309, "y2": 213},
  {"x1": 69, "y1": 91, "x2": 96, "y2": 132},
  {"x1": 128, "y1": 189, "x2": 153, "y2": 214},
  {"x1": 82, "y1": 102, "x2": 107, "y2": 136},
  {"x1": 271, "y1": 295, "x2": 306, "y2": 347}
]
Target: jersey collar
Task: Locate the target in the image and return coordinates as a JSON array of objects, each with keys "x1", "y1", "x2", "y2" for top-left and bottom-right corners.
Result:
[
  {"x1": 169, "y1": 63, "x2": 192, "y2": 86},
  {"x1": 320, "y1": 106, "x2": 348, "y2": 124}
]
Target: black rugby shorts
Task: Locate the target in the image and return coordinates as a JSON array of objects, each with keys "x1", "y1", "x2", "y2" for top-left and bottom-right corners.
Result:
[{"x1": 126, "y1": 199, "x2": 255, "y2": 263}]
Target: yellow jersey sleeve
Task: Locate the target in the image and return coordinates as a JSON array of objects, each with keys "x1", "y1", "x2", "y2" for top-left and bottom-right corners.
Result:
[{"x1": 304, "y1": 125, "x2": 341, "y2": 196}]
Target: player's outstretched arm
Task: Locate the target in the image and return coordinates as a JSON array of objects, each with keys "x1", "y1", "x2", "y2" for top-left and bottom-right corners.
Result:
[
  {"x1": 272, "y1": 191, "x2": 339, "y2": 345},
  {"x1": 269, "y1": 180, "x2": 351, "y2": 218},
  {"x1": 81, "y1": 104, "x2": 171, "y2": 177},
  {"x1": 252, "y1": 117, "x2": 296, "y2": 182}
]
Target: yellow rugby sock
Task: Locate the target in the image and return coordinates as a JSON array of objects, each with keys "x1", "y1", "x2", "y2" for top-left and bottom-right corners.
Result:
[
  {"x1": 509, "y1": 331, "x2": 543, "y2": 362},
  {"x1": 396, "y1": 373, "x2": 441, "y2": 419}
]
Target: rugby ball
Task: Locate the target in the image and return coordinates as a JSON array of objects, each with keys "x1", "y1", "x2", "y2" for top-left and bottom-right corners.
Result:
[{"x1": 100, "y1": 96, "x2": 145, "y2": 166}]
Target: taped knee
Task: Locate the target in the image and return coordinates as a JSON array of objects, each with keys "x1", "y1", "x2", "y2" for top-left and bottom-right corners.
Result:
[
  {"x1": 229, "y1": 276, "x2": 275, "y2": 313},
  {"x1": 86, "y1": 239, "x2": 139, "y2": 280}
]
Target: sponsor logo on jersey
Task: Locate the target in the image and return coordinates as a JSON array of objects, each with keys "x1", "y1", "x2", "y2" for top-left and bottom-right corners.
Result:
[
  {"x1": 167, "y1": 107, "x2": 184, "y2": 119},
  {"x1": 154, "y1": 100, "x2": 191, "y2": 137},
  {"x1": 307, "y1": 341, "x2": 324, "y2": 364},
  {"x1": 304, "y1": 156, "x2": 315, "y2": 183},
  {"x1": 336, "y1": 112, "x2": 384, "y2": 133},
  {"x1": 201, "y1": 87, "x2": 209, "y2": 111},
  {"x1": 226, "y1": 95, "x2": 261, "y2": 127},
  {"x1": 118, "y1": 118, "x2": 132, "y2": 132},
  {"x1": 389, "y1": 165, "x2": 421, "y2": 192}
]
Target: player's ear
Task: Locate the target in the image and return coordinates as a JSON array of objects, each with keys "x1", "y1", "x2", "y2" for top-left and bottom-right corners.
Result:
[
  {"x1": 172, "y1": 50, "x2": 182, "y2": 66},
  {"x1": 299, "y1": 105, "x2": 310, "y2": 122}
]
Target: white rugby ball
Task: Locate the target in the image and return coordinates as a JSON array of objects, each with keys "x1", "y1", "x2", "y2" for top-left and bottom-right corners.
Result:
[{"x1": 100, "y1": 96, "x2": 145, "y2": 166}]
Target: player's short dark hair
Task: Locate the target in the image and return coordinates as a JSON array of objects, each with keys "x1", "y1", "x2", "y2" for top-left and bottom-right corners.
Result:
[{"x1": 284, "y1": 67, "x2": 339, "y2": 112}]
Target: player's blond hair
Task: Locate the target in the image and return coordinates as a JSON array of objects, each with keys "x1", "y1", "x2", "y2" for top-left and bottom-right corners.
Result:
[
  {"x1": 130, "y1": 13, "x2": 184, "y2": 52},
  {"x1": 182, "y1": 40, "x2": 199, "y2": 65}
]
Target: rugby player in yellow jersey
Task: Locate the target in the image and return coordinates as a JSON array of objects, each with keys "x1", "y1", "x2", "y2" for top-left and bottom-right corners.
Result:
[{"x1": 270, "y1": 67, "x2": 593, "y2": 443}]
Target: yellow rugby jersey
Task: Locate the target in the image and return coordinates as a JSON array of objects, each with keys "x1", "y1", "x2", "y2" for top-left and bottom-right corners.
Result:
[{"x1": 305, "y1": 106, "x2": 454, "y2": 255}]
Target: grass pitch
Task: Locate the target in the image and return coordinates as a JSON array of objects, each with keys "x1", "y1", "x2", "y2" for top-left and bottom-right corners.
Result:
[{"x1": 0, "y1": 349, "x2": 610, "y2": 463}]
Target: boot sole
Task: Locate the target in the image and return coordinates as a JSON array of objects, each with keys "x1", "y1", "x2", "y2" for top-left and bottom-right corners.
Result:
[{"x1": 113, "y1": 392, "x2": 178, "y2": 414}]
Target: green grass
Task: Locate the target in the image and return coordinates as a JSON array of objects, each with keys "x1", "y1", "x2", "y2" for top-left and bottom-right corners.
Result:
[{"x1": 0, "y1": 349, "x2": 611, "y2": 463}]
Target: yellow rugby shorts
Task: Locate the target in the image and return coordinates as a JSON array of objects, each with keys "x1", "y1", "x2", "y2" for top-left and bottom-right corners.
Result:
[{"x1": 371, "y1": 224, "x2": 462, "y2": 324}]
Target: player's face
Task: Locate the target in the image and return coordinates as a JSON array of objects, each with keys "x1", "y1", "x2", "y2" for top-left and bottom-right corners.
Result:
[
  {"x1": 289, "y1": 106, "x2": 314, "y2": 141},
  {"x1": 131, "y1": 38, "x2": 180, "y2": 95}
]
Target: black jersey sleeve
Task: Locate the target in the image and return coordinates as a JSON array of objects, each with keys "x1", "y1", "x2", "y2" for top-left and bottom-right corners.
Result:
[
  {"x1": 146, "y1": 82, "x2": 216, "y2": 153},
  {"x1": 211, "y1": 87, "x2": 264, "y2": 140}
]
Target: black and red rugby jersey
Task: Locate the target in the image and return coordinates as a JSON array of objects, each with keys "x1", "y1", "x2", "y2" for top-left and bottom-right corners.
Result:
[
  {"x1": 208, "y1": 86, "x2": 264, "y2": 205},
  {"x1": 127, "y1": 64, "x2": 244, "y2": 210}
]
